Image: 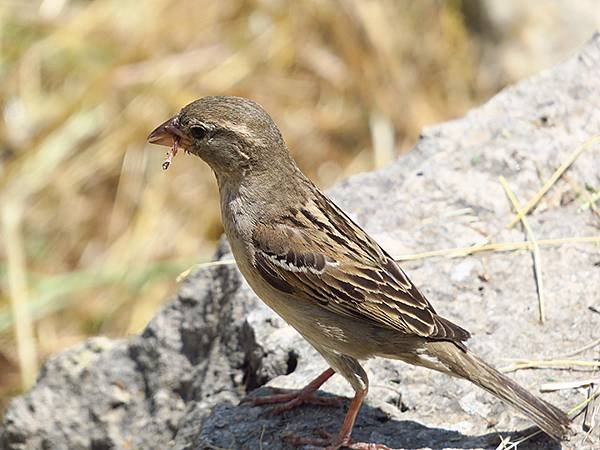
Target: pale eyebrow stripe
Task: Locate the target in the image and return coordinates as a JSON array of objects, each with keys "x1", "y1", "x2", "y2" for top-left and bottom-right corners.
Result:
[{"x1": 219, "y1": 120, "x2": 267, "y2": 148}]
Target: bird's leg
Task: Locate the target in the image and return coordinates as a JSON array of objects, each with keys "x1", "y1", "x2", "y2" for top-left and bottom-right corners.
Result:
[
  {"x1": 332, "y1": 387, "x2": 367, "y2": 447},
  {"x1": 244, "y1": 367, "x2": 343, "y2": 413},
  {"x1": 286, "y1": 386, "x2": 390, "y2": 449}
]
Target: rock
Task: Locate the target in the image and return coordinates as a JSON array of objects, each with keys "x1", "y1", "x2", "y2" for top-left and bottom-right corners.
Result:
[{"x1": 2, "y1": 33, "x2": 600, "y2": 450}]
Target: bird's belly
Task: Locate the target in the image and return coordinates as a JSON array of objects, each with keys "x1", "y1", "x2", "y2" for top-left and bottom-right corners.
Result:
[{"x1": 228, "y1": 241, "x2": 381, "y2": 360}]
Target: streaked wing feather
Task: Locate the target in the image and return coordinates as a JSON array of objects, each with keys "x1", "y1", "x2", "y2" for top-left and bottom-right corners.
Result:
[{"x1": 252, "y1": 191, "x2": 470, "y2": 346}]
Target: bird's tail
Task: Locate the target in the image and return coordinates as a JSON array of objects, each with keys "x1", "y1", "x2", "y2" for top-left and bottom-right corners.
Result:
[{"x1": 423, "y1": 341, "x2": 572, "y2": 441}]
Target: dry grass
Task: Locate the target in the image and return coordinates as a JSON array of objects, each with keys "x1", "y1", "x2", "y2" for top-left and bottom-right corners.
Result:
[
  {"x1": 499, "y1": 176, "x2": 546, "y2": 323},
  {"x1": 0, "y1": 0, "x2": 523, "y2": 408},
  {"x1": 500, "y1": 359, "x2": 600, "y2": 373},
  {"x1": 506, "y1": 136, "x2": 600, "y2": 228}
]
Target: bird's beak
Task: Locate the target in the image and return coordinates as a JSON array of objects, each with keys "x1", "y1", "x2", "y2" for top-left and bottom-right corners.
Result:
[
  {"x1": 147, "y1": 116, "x2": 187, "y2": 147},
  {"x1": 148, "y1": 115, "x2": 195, "y2": 170}
]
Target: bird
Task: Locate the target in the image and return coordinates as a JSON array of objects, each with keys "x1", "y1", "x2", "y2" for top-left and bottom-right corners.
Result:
[{"x1": 148, "y1": 96, "x2": 572, "y2": 449}]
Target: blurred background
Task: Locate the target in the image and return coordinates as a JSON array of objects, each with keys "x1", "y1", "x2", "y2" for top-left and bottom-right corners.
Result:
[{"x1": 0, "y1": 0, "x2": 598, "y2": 411}]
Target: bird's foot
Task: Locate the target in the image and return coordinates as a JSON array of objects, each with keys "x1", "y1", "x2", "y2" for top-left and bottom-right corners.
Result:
[
  {"x1": 285, "y1": 428, "x2": 391, "y2": 449},
  {"x1": 243, "y1": 388, "x2": 344, "y2": 414}
]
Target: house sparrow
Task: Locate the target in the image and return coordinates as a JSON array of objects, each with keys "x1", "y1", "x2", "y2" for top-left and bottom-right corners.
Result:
[{"x1": 148, "y1": 96, "x2": 571, "y2": 449}]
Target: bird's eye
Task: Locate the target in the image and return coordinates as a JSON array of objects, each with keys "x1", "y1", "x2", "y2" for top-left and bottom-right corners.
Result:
[{"x1": 189, "y1": 125, "x2": 207, "y2": 140}]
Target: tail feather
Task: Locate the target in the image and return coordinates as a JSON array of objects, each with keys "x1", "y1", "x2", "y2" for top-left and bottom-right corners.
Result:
[{"x1": 424, "y1": 341, "x2": 572, "y2": 441}]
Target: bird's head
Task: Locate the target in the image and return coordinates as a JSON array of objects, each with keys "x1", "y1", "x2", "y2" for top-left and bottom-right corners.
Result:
[{"x1": 148, "y1": 96, "x2": 291, "y2": 179}]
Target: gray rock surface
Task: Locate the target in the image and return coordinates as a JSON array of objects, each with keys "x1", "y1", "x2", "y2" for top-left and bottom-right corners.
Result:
[{"x1": 2, "y1": 33, "x2": 600, "y2": 450}]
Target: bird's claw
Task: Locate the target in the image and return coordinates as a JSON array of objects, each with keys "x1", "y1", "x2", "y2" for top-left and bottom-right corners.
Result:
[
  {"x1": 241, "y1": 388, "x2": 344, "y2": 414},
  {"x1": 284, "y1": 428, "x2": 391, "y2": 449}
]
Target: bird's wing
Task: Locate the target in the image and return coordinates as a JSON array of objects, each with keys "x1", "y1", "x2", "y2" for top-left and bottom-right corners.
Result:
[{"x1": 252, "y1": 191, "x2": 470, "y2": 346}]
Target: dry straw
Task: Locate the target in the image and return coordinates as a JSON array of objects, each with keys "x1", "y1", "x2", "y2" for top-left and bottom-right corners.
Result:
[
  {"x1": 2, "y1": 202, "x2": 38, "y2": 389},
  {"x1": 499, "y1": 176, "x2": 546, "y2": 323},
  {"x1": 498, "y1": 388, "x2": 600, "y2": 449},
  {"x1": 506, "y1": 136, "x2": 600, "y2": 228},
  {"x1": 177, "y1": 235, "x2": 600, "y2": 282}
]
